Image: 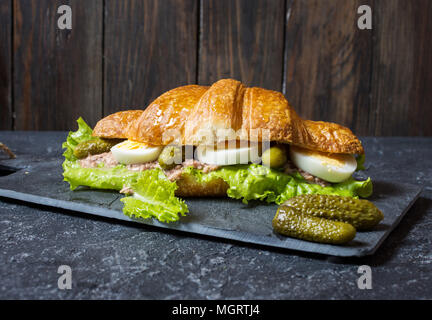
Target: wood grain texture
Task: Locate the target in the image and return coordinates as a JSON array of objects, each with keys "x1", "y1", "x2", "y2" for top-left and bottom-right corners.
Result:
[
  {"x1": 284, "y1": 0, "x2": 373, "y2": 136},
  {"x1": 199, "y1": 0, "x2": 285, "y2": 91},
  {"x1": 2, "y1": 0, "x2": 431, "y2": 136},
  {"x1": 370, "y1": 0, "x2": 432, "y2": 136},
  {"x1": 104, "y1": 0, "x2": 197, "y2": 116},
  {"x1": 0, "y1": 0, "x2": 12, "y2": 130},
  {"x1": 13, "y1": 0, "x2": 102, "y2": 130}
]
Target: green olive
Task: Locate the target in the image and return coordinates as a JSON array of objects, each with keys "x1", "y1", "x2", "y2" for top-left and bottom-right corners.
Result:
[
  {"x1": 261, "y1": 145, "x2": 287, "y2": 168},
  {"x1": 74, "y1": 138, "x2": 122, "y2": 159},
  {"x1": 158, "y1": 146, "x2": 185, "y2": 170}
]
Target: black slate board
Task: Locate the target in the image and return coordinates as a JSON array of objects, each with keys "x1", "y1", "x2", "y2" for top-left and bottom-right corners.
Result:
[{"x1": 0, "y1": 159, "x2": 422, "y2": 257}]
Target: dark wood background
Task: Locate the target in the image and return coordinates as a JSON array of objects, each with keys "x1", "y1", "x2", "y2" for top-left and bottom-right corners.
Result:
[{"x1": 0, "y1": 0, "x2": 431, "y2": 135}]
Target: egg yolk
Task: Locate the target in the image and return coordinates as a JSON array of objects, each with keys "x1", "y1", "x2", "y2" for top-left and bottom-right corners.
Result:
[{"x1": 116, "y1": 140, "x2": 148, "y2": 150}]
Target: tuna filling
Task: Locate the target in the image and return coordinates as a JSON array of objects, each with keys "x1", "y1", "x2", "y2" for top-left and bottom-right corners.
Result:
[{"x1": 79, "y1": 151, "x2": 330, "y2": 189}]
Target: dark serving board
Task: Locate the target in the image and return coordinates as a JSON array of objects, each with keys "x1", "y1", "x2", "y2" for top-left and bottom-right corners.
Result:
[{"x1": 0, "y1": 159, "x2": 422, "y2": 257}]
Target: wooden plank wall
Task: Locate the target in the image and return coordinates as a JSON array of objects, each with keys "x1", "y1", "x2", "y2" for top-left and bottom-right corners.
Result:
[
  {"x1": 370, "y1": 0, "x2": 432, "y2": 136},
  {"x1": 285, "y1": 0, "x2": 373, "y2": 135},
  {"x1": 199, "y1": 0, "x2": 285, "y2": 90},
  {"x1": 0, "y1": 0, "x2": 431, "y2": 135},
  {"x1": 13, "y1": 0, "x2": 102, "y2": 130},
  {"x1": 0, "y1": 0, "x2": 12, "y2": 130},
  {"x1": 104, "y1": 0, "x2": 198, "y2": 116}
]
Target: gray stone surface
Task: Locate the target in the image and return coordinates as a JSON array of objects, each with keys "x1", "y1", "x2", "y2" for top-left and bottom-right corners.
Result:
[
  {"x1": 0, "y1": 132, "x2": 431, "y2": 299},
  {"x1": 0, "y1": 159, "x2": 423, "y2": 258}
]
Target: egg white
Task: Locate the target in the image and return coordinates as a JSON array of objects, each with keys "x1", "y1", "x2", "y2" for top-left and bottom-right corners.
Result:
[
  {"x1": 196, "y1": 142, "x2": 261, "y2": 166},
  {"x1": 290, "y1": 146, "x2": 357, "y2": 183},
  {"x1": 111, "y1": 140, "x2": 163, "y2": 165}
]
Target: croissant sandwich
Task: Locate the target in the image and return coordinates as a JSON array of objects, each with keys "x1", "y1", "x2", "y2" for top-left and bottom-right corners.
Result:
[{"x1": 63, "y1": 79, "x2": 372, "y2": 223}]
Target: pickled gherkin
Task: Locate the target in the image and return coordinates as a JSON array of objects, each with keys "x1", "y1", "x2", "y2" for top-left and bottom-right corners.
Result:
[
  {"x1": 273, "y1": 205, "x2": 356, "y2": 244},
  {"x1": 261, "y1": 145, "x2": 287, "y2": 168},
  {"x1": 158, "y1": 146, "x2": 185, "y2": 170},
  {"x1": 282, "y1": 194, "x2": 383, "y2": 230},
  {"x1": 74, "y1": 138, "x2": 122, "y2": 159}
]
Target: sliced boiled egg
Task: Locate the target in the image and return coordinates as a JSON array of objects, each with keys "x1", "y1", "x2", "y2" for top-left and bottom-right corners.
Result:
[
  {"x1": 196, "y1": 141, "x2": 261, "y2": 166},
  {"x1": 290, "y1": 146, "x2": 357, "y2": 183},
  {"x1": 111, "y1": 140, "x2": 163, "y2": 165}
]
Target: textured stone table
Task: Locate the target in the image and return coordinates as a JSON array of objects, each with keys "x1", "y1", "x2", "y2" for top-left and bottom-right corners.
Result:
[{"x1": 0, "y1": 132, "x2": 431, "y2": 299}]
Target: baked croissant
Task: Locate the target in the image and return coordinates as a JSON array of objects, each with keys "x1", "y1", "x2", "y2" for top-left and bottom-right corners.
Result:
[
  {"x1": 63, "y1": 77, "x2": 373, "y2": 226},
  {"x1": 94, "y1": 79, "x2": 363, "y2": 155}
]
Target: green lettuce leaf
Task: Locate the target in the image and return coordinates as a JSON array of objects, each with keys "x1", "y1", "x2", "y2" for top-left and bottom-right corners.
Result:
[
  {"x1": 332, "y1": 176, "x2": 373, "y2": 198},
  {"x1": 62, "y1": 159, "x2": 141, "y2": 191},
  {"x1": 61, "y1": 118, "x2": 188, "y2": 223},
  {"x1": 62, "y1": 117, "x2": 95, "y2": 161},
  {"x1": 183, "y1": 164, "x2": 372, "y2": 205},
  {"x1": 121, "y1": 169, "x2": 188, "y2": 223},
  {"x1": 61, "y1": 117, "x2": 140, "y2": 190}
]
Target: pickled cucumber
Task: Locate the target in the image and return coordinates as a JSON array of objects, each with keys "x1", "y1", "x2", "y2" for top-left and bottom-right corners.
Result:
[
  {"x1": 282, "y1": 194, "x2": 383, "y2": 230},
  {"x1": 74, "y1": 138, "x2": 122, "y2": 159},
  {"x1": 261, "y1": 145, "x2": 287, "y2": 168},
  {"x1": 273, "y1": 205, "x2": 356, "y2": 244},
  {"x1": 158, "y1": 146, "x2": 185, "y2": 170}
]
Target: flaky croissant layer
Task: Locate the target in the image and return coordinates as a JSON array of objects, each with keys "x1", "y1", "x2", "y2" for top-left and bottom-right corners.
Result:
[{"x1": 93, "y1": 79, "x2": 364, "y2": 155}]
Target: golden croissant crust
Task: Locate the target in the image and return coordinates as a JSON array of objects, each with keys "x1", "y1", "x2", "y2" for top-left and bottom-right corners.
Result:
[
  {"x1": 94, "y1": 79, "x2": 364, "y2": 154},
  {"x1": 93, "y1": 110, "x2": 143, "y2": 139}
]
